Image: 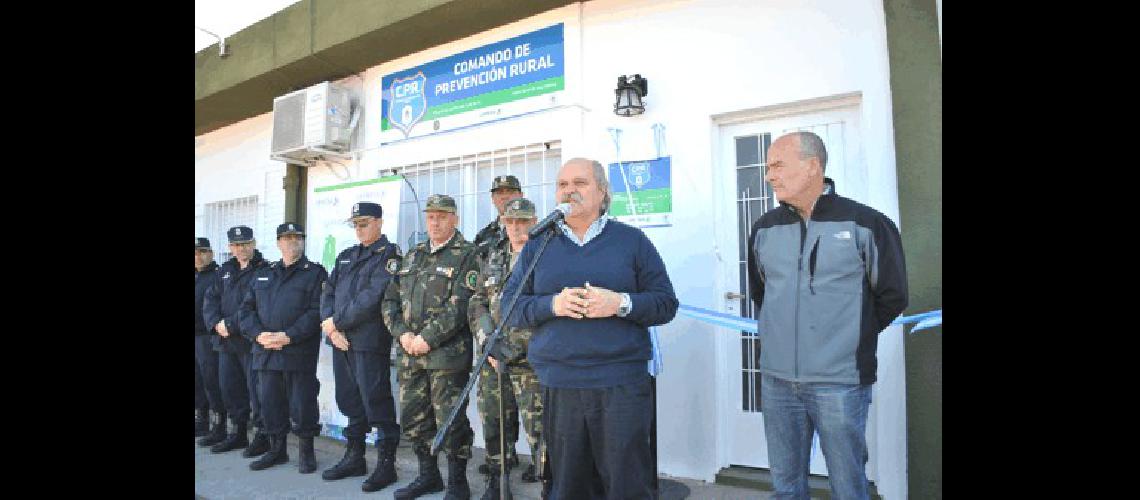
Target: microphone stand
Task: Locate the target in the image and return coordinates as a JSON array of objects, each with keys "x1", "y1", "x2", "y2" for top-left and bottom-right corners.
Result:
[
  {"x1": 496, "y1": 351, "x2": 512, "y2": 499},
  {"x1": 430, "y1": 225, "x2": 559, "y2": 488}
]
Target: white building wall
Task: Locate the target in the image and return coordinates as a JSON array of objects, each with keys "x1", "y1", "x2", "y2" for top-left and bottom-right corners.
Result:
[
  {"x1": 194, "y1": 1, "x2": 908, "y2": 497},
  {"x1": 571, "y1": 2, "x2": 904, "y2": 498},
  {"x1": 194, "y1": 113, "x2": 288, "y2": 262}
]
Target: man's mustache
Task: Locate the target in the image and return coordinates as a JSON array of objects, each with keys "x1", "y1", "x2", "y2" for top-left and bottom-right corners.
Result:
[{"x1": 560, "y1": 192, "x2": 584, "y2": 204}]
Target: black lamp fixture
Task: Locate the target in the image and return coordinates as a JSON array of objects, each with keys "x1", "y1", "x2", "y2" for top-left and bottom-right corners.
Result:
[{"x1": 614, "y1": 74, "x2": 648, "y2": 116}]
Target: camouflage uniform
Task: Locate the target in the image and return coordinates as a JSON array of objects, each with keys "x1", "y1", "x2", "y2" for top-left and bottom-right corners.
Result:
[
  {"x1": 381, "y1": 213, "x2": 480, "y2": 460},
  {"x1": 467, "y1": 198, "x2": 544, "y2": 472},
  {"x1": 473, "y1": 218, "x2": 504, "y2": 256},
  {"x1": 471, "y1": 214, "x2": 521, "y2": 467}
]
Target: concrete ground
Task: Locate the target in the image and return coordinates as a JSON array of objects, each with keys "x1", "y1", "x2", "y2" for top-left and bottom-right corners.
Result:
[{"x1": 195, "y1": 434, "x2": 775, "y2": 499}]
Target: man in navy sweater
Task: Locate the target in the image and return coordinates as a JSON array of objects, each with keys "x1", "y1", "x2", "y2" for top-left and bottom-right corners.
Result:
[{"x1": 501, "y1": 157, "x2": 678, "y2": 499}]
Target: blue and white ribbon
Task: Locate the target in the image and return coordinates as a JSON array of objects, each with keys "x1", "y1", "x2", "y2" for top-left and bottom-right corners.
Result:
[
  {"x1": 673, "y1": 304, "x2": 942, "y2": 335},
  {"x1": 677, "y1": 304, "x2": 760, "y2": 332}
]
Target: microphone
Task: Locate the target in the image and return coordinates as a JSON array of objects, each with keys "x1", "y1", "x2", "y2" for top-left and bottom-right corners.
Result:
[{"x1": 528, "y1": 203, "x2": 573, "y2": 238}]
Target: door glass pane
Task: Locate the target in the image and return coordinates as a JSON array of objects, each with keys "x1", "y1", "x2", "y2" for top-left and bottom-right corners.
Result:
[
  {"x1": 735, "y1": 136, "x2": 759, "y2": 167},
  {"x1": 735, "y1": 133, "x2": 772, "y2": 412}
]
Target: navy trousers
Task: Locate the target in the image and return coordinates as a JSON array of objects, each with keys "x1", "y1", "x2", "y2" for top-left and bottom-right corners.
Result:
[
  {"x1": 218, "y1": 349, "x2": 261, "y2": 428},
  {"x1": 257, "y1": 369, "x2": 321, "y2": 438},
  {"x1": 333, "y1": 348, "x2": 400, "y2": 443},
  {"x1": 195, "y1": 336, "x2": 223, "y2": 411}
]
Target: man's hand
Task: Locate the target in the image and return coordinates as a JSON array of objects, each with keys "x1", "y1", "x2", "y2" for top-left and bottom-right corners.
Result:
[
  {"x1": 398, "y1": 332, "x2": 415, "y2": 353},
  {"x1": 256, "y1": 332, "x2": 276, "y2": 348},
  {"x1": 583, "y1": 284, "x2": 622, "y2": 318},
  {"x1": 272, "y1": 332, "x2": 291, "y2": 350},
  {"x1": 488, "y1": 357, "x2": 500, "y2": 371},
  {"x1": 553, "y1": 287, "x2": 589, "y2": 319},
  {"x1": 409, "y1": 335, "x2": 432, "y2": 356},
  {"x1": 327, "y1": 330, "x2": 350, "y2": 351},
  {"x1": 321, "y1": 317, "x2": 337, "y2": 335},
  {"x1": 216, "y1": 321, "x2": 230, "y2": 337}
]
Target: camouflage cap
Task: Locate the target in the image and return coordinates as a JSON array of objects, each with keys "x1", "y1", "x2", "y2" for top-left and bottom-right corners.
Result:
[
  {"x1": 490, "y1": 174, "x2": 521, "y2": 192},
  {"x1": 501, "y1": 197, "x2": 536, "y2": 219},
  {"x1": 423, "y1": 194, "x2": 457, "y2": 213}
]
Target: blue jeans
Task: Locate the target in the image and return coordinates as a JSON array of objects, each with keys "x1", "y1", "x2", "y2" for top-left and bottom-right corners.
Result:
[{"x1": 761, "y1": 373, "x2": 872, "y2": 500}]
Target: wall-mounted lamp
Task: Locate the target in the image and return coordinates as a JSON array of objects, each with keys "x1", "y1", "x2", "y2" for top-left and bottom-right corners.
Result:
[
  {"x1": 196, "y1": 26, "x2": 228, "y2": 58},
  {"x1": 614, "y1": 74, "x2": 647, "y2": 116}
]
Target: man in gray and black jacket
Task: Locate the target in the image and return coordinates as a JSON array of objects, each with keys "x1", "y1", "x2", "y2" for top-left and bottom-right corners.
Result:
[{"x1": 747, "y1": 131, "x2": 907, "y2": 500}]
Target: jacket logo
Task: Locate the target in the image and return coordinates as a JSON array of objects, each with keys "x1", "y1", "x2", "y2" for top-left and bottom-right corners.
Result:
[
  {"x1": 386, "y1": 258, "x2": 400, "y2": 274},
  {"x1": 465, "y1": 270, "x2": 479, "y2": 290},
  {"x1": 834, "y1": 230, "x2": 852, "y2": 240}
]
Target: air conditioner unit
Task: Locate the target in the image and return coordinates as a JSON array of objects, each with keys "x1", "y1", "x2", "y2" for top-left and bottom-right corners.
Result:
[{"x1": 270, "y1": 81, "x2": 354, "y2": 165}]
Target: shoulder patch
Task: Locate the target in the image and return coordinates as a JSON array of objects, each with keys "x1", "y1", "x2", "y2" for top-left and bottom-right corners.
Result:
[
  {"x1": 386, "y1": 258, "x2": 399, "y2": 274},
  {"x1": 465, "y1": 269, "x2": 479, "y2": 290}
]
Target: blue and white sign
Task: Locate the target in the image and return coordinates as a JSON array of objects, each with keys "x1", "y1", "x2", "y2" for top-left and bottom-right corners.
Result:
[{"x1": 380, "y1": 23, "x2": 565, "y2": 141}]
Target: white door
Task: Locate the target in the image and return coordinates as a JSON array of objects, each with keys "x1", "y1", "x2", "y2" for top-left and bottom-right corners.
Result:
[{"x1": 716, "y1": 102, "x2": 866, "y2": 477}]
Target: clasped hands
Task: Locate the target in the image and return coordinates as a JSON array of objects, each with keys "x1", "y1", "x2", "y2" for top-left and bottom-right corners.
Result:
[{"x1": 553, "y1": 282, "x2": 621, "y2": 319}]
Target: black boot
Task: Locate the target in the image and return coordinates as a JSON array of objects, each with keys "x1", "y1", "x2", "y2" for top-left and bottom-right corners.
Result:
[
  {"x1": 477, "y1": 454, "x2": 518, "y2": 475},
  {"x1": 298, "y1": 436, "x2": 317, "y2": 474},
  {"x1": 480, "y1": 469, "x2": 513, "y2": 500},
  {"x1": 249, "y1": 434, "x2": 289, "y2": 471},
  {"x1": 520, "y1": 462, "x2": 537, "y2": 483},
  {"x1": 393, "y1": 449, "x2": 444, "y2": 500},
  {"x1": 362, "y1": 440, "x2": 398, "y2": 492},
  {"x1": 197, "y1": 411, "x2": 227, "y2": 447},
  {"x1": 322, "y1": 439, "x2": 367, "y2": 480},
  {"x1": 443, "y1": 455, "x2": 471, "y2": 500},
  {"x1": 242, "y1": 428, "x2": 270, "y2": 457},
  {"x1": 211, "y1": 419, "x2": 249, "y2": 453},
  {"x1": 195, "y1": 408, "x2": 210, "y2": 437}
]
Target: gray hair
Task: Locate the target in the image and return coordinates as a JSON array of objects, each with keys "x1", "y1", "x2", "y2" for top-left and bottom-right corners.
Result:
[
  {"x1": 563, "y1": 157, "x2": 611, "y2": 216},
  {"x1": 791, "y1": 131, "x2": 828, "y2": 173}
]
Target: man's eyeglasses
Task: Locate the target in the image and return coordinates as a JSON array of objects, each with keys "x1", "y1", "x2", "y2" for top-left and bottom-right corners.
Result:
[{"x1": 350, "y1": 219, "x2": 375, "y2": 228}]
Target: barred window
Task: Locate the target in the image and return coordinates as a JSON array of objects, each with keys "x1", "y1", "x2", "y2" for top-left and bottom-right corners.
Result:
[
  {"x1": 393, "y1": 141, "x2": 562, "y2": 251},
  {"x1": 202, "y1": 195, "x2": 259, "y2": 262}
]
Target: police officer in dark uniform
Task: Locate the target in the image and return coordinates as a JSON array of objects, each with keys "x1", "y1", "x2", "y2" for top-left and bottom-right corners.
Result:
[
  {"x1": 195, "y1": 238, "x2": 224, "y2": 437},
  {"x1": 319, "y1": 202, "x2": 404, "y2": 493},
  {"x1": 471, "y1": 174, "x2": 525, "y2": 477},
  {"x1": 239, "y1": 223, "x2": 328, "y2": 473},
  {"x1": 201, "y1": 226, "x2": 269, "y2": 455}
]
